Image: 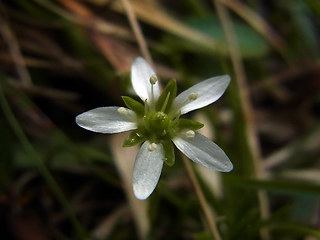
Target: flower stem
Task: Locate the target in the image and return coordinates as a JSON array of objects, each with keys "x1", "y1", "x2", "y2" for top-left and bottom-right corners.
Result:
[{"x1": 182, "y1": 154, "x2": 222, "y2": 240}]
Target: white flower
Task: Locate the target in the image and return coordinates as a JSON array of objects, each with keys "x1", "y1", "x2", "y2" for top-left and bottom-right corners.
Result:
[{"x1": 76, "y1": 57, "x2": 233, "y2": 200}]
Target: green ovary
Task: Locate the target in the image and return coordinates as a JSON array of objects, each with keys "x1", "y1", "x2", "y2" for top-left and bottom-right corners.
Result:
[{"x1": 139, "y1": 111, "x2": 173, "y2": 141}]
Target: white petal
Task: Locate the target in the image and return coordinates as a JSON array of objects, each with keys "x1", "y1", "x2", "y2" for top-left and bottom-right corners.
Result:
[
  {"x1": 132, "y1": 141, "x2": 164, "y2": 200},
  {"x1": 75, "y1": 107, "x2": 137, "y2": 133},
  {"x1": 173, "y1": 132, "x2": 233, "y2": 172},
  {"x1": 173, "y1": 75, "x2": 230, "y2": 115},
  {"x1": 131, "y1": 57, "x2": 160, "y2": 102}
]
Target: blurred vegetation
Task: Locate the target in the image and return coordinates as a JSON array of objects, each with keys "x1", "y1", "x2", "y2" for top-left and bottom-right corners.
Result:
[{"x1": 0, "y1": 0, "x2": 320, "y2": 239}]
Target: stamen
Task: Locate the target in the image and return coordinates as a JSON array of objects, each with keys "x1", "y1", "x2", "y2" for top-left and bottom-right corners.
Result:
[
  {"x1": 149, "y1": 74, "x2": 158, "y2": 85},
  {"x1": 149, "y1": 75, "x2": 158, "y2": 108},
  {"x1": 185, "y1": 130, "x2": 195, "y2": 139},
  {"x1": 118, "y1": 107, "x2": 128, "y2": 115},
  {"x1": 118, "y1": 107, "x2": 137, "y2": 123},
  {"x1": 148, "y1": 142, "x2": 158, "y2": 151},
  {"x1": 188, "y1": 92, "x2": 198, "y2": 100},
  {"x1": 172, "y1": 92, "x2": 198, "y2": 116}
]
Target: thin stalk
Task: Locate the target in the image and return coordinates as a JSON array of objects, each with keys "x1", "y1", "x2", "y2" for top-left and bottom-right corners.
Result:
[
  {"x1": 182, "y1": 155, "x2": 222, "y2": 240},
  {"x1": 119, "y1": 4, "x2": 222, "y2": 238},
  {"x1": 0, "y1": 81, "x2": 87, "y2": 239},
  {"x1": 212, "y1": 1, "x2": 271, "y2": 239},
  {"x1": 121, "y1": 0, "x2": 153, "y2": 65}
]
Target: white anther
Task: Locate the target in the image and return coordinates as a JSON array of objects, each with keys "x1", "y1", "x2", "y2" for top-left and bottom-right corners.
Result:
[
  {"x1": 148, "y1": 142, "x2": 158, "y2": 152},
  {"x1": 185, "y1": 130, "x2": 195, "y2": 139},
  {"x1": 188, "y1": 92, "x2": 198, "y2": 100},
  {"x1": 118, "y1": 107, "x2": 128, "y2": 115},
  {"x1": 149, "y1": 74, "x2": 158, "y2": 85}
]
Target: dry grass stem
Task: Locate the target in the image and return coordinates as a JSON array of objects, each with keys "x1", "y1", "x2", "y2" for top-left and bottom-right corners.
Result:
[
  {"x1": 110, "y1": 0, "x2": 220, "y2": 52},
  {"x1": 218, "y1": 0, "x2": 287, "y2": 58},
  {"x1": 110, "y1": 133, "x2": 149, "y2": 240},
  {"x1": 8, "y1": 78, "x2": 79, "y2": 100},
  {"x1": 182, "y1": 155, "x2": 222, "y2": 240},
  {"x1": 0, "y1": 11, "x2": 32, "y2": 85},
  {"x1": 264, "y1": 125, "x2": 320, "y2": 170},
  {"x1": 121, "y1": 0, "x2": 153, "y2": 65},
  {"x1": 252, "y1": 59, "x2": 320, "y2": 92},
  {"x1": 34, "y1": 0, "x2": 132, "y2": 39},
  {"x1": 212, "y1": 1, "x2": 271, "y2": 239}
]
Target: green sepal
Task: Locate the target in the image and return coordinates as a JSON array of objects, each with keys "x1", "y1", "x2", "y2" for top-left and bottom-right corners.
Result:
[
  {"x1": 162, "y1": 140, "x2": 175, "y2": 167},
  {"x1": 122, "y1": 130, "x2": 146, "y2": 147},
  {"x1": 122, "y1": 96, "x2": 144, "y2": 116},
  {"x1": 156, "y1": 79, "x2": 177, "y2": 113},
  {"x1": 176, "y1": 118, "x2": 204, "y2": 130}
]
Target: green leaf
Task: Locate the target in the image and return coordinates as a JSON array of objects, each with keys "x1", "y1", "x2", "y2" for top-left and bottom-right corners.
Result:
[
  {"x1": 306, "y1": 0, "x2": 320, "y2": 18},
  {"x1": 122, "y1": 96, "x2": 144, "y2": 116},
  {"x1": 176, "y1": 118, "x2": 204, "y2": 131},
  {"x1": 156, "y1": 79, "x2": 177, "y2": 113},
  {"x1": 122, "y1": 130, "x2": 146, "y2": 147},
  {"x1": 176, "y1": 15, "x2": 269, "y2": 58},
  {"x1": 162, "y1": 140, "x2": 175, "y2": 166}
]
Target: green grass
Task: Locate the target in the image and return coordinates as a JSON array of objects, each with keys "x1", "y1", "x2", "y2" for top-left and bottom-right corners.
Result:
[{"x1": 0, "y1": 0, "x2": 319, "y2": 239}]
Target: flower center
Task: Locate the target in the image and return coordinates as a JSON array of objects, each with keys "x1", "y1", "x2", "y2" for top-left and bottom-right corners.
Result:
[
  {"x1": 121, "y1": 78, "x2": 204, "y2": 148},
  {"x1": 146, "y1": 111, "x2": 170, "y2": 137}
]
